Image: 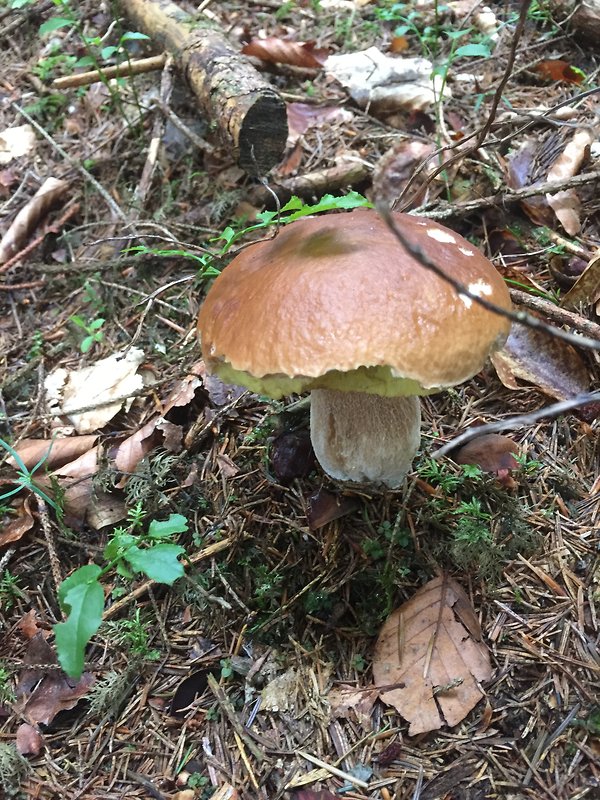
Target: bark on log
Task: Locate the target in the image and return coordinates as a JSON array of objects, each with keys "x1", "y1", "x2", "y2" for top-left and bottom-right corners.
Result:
[{"x1": 119, "y1": 0, "x2": 288, "y2": 175}]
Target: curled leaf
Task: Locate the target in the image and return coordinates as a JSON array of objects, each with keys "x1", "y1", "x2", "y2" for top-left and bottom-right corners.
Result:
[{"x1": 242, "y1": 37, "x2": 328, "y2": 68}]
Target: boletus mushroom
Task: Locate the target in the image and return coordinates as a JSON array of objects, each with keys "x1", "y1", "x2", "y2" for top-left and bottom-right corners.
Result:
[{"x1": 197, "y1": 208, "x2": 511, "y2": 488}]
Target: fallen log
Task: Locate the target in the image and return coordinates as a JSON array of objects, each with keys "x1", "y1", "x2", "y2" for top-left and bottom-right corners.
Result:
[{"x1": 119, "y1": 0, "x2": 288, "y2": 175}]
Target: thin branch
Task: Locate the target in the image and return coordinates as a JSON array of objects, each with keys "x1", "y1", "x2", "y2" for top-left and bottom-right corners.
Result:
[
  {"x1": 414, "y1": 169, "x2": 600, "y2": 220},
  {"x1": 397, "y1": 0, "x2": 532, "y2": 209},
  {"x1": 51, "y1": 54, "x2": 167, "y2": 89},
  {"x1": 376, "y1": 203, "x2": 600, "y2": 351},
  {"x1": 433, "y1": 392, "x2": 600, "y2": 459},
  {"x1": 509, "y1": 289, "x2": 600, "y2": 341}
]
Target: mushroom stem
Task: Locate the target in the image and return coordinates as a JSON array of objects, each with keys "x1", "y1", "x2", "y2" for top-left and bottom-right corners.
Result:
[{"x1": 309, "y1": 389, "x2": 421, "y2": 488}]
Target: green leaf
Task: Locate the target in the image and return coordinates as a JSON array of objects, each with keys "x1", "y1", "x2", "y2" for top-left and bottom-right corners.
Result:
[
  {"x1": 455, "y1": 42, "x2": 491, "y2": 58},
  {"x1": 75, "y1": 56, "x2": 96, "y2": 68},
  {"x1": 55, "y1": 565, "x2": 104, "y2": 679},
  {"x1": 39, "y1": 17, "x2": 74, "y2": 35},
  {"x1": 148, "y1": 513, "x2": 188, "y2": 540},
  {"x1": 281, "y1": 191, "x2": 373, "y2": 222},
  {"x1": 101, "y1": 46, "x2": 118, "y2": 60},
  {"x1": 88, "y1": 318, "x2": 105, "y2": 330},
  {"x1": 103, "y1": 531, "x2": 137, "y2": 562},
  {"x1": 120, "y1": 31, "x2": 150, "y2": 42},
  {"x1": 80, "y1": 336, "x2": 93, "y2": 353},
  {"x1": 124, "y1": 543, "x2": 185, "y2": 585}
]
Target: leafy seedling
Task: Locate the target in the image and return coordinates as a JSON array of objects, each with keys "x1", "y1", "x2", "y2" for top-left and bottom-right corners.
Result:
[
  {"x1": 70, "y1": 315, "x2": 105, "y2": 353},
  {"x1": 54, "y1": 513, "x2": 188, "y2": 678}
]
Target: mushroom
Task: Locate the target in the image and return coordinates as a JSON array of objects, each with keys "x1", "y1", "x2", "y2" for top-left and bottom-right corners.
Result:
[{"x1": 197, "y1": 208, "x2": 511, "y2": 488}]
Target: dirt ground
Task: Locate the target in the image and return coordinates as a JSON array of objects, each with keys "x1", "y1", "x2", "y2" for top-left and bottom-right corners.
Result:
[{"x1": 0, "y1": 1, "x2": 599, "y2": 799}]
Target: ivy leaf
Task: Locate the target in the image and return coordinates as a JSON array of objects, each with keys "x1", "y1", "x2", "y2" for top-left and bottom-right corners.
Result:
[
  {"x1": 55, "y1": 565, "x2": 104, "y2": 679},
  {"x1": 39, "y1": 17, "x2": 74, "y2": 35},
  {"x1": 124, "y1": 544, "x2": 185, "y2": 585},
  {"x1": 148, "y1": 513, "x2": 188, "y2": 540}
]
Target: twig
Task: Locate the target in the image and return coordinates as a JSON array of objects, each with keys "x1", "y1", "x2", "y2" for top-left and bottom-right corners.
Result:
[
  {"x1": 0, "y1": 280, "x2": 45, "y2": 291},
  {"x1": 51, "y1": 54, "x2": 167, "y2": 89},
  {"x1": 207, "y1": 673, "x2": 265, "y2": 763},
  {"x1": 415, "y1": 169, "x2": 600, "y2": 220},
  {"x1": 0, "y1": 202, "x2": 80, "y2": 273},
  {"x1": 376, "y1": 203, "x2": 600, "y2": 352},
  {"x1": 433, "y1": 391, "x2": 600, "y2": 459},
  {"x1": 397, "y1": 0, "x2": 533, "y2": 209},
  {"x1": 296, "y1": 750, "x2": 370, "y2": 789},
  {"x1": 12, "y1": 102, "x2": 128, "y2": 223},
  {"x1": 509, "y1": 289, "x2": 600, "y2": 341},
  {"x1": 34, "y1": 494, "x2": 63, "y2": 600},
  {"x1": 156, "y1": 99, "x2": 215, "y2": 153}
]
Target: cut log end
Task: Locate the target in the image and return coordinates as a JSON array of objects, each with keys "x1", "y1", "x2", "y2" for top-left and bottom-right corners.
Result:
[{"x1": 238, "y1": 92, "x2": 288, "y2": 176}]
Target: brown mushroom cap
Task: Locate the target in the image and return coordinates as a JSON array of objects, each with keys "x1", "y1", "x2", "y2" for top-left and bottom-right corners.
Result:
[{"x1": 198, "y1": 208, "x2": 511, "y2": 398}]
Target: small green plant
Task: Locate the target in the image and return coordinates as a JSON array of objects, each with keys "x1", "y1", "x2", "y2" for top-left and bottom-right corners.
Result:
[
  {"x1": 70, "y1": 315, "x2": 105, "y2": 353},
  {"x1": 54, "y1": 511, "x2": 188, "y2": 679},
  {"x1": 0, "y1": 571, "x2": 23, "y2": 613},
  {"x1": 129, "y1": 192, "x2": 373, "y2": 278},
  {"x1": 0, "y1": 437, "x2": 60, "y2": 513},
  {"x1": 0, "y1": 665, "x2": 16, "y2": 706},
  {"x1": 0, "y1": 743, "x2": 30, "y2": 798},
  {"x1": 219, "y1": 658, "x2": 233, "y2": 680},
  {"x1": 102, "y1": 609, "x2": 160, "y2": 661}
]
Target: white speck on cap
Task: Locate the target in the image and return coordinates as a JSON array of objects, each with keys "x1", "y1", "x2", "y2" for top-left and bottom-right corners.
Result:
[
  {"x1": 427, "y1": 228, "x2": 456, "y2": 244},
  {"x1": 459, "y1": 246, "x2": 475, "y2": 257},
  {"x1": 459, "y1": 280, "x2": 493, "y2": 308}
]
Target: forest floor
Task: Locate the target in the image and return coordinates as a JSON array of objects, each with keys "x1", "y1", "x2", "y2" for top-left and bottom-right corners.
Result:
[{"x1": 0, "y1": 1, "x2": 599, "y2": 799}]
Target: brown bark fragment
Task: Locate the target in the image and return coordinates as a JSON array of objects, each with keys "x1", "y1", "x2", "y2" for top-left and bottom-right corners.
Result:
[{"x1": 120, "y1": 0, "x2": 287, "y2": 175}]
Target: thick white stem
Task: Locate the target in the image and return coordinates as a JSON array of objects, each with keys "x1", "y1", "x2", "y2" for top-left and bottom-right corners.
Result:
[{"x1": 310, "y1": 389, "x2": 421, "y2": 488}]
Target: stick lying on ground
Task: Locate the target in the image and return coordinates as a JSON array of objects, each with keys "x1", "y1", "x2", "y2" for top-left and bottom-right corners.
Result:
[{"x1": 118, "y1": 0, "x2": 287, "y2": 175}]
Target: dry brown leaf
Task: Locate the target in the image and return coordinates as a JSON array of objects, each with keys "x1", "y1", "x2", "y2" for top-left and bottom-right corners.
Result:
[
  {"x1": 17, "y1": 610, "x2": 48, "y2": 641},
  {"x1": 287, "y1": 103, "x2": 354, "y2": 146},
  {"x1": 490, "y1": 321, "x2": 590, "y2": 402},
  {"x1": 242, "y1": 37, "x2": 329, "y2": 68},
  {"x1": 12, "y1": 435, "x2": 98, "y2": 471},
  {"x1": 327, "y1": 684, "x2": 378, "y2": 726},
  {"x1": 113, "y1": 418, "x2": 162, "y2": 479},
  {"x1": 18, "y1": 671, "x2": 95, "y2": 726},
  {"x1": 0, "y1": 496, "x2": 35, "y2": 546},
  {"x1": 161, "y1": 369, "x2": 203, "y2": 414},
  {"x1": 561, "y1": 250, "x2": 600, "y2": 309},
  {"x1": 454, "y1": 434, "x2": 519, "y2": 487},
  {"x1": 372, "y1": 576, "x2": 492, "y2": 735},
  {"x1": 545, "y1": 130, "x2": 593, "y2": 234},
  {"x1": 0, "y1": 177, "x2": 69, "y2": 263},
  {"x1": 373, "y1": 140, "x2": 437, "y2": 209},
  {"x1": 16, "y1": 723, "x2": 44, "y2": 756}
]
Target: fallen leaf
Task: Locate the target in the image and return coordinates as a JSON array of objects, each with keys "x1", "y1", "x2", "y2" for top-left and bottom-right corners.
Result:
[
  {"x1": 326, "y1": 684, "x2": 378, "y2": 727},
  {"x1": 14, "y1": 633, "x2": 95, "y2": 726},
  {"x1": 372, "y1": 576, "x2": 492, "y2": 735},
  {"x1": 454, "y1": 434, "x2": 519, "y2": 487},
  {"x1": 16, "y1": 723, "x2": 44, "y2": 756},
  {"x1": 491, "y1": 320, "x2": 590, "y2": 402},
  {"x1": 375, "y1": 739, "x2": 403, "y2": 765},
  {"x1": 270, "y1": 430, "x2": 314, "y2": 483},
  {"x1": 287, "y1": 103, "x2": 354, "y2": 146},
  {"x1": 545, "y1": 129, "x2": 593, "y2": 234},
  {"x1": 532, "y1": 59, "x2": 585, "y2": 84},
  {"x1": 325, "y1": 47, "x2": 450, "y2": 112},
  {"x1": 0, "y1": 177, "x2": 69, "y2": 263},
  {"x1": 18, "y1": 610, "x2": 49, "y2": 641},
  {"x1": 12, "y1": 435, "x2": 98, "y2": 471},
  {"x1": 561, "y1": 250, "x2": 600, "y2": 309},
  {"x1": 0, "y1": 124, "x2": 36, "y2": 165},
  {"x1": 294, "y1": 790, "x2": 337, "y2": 800},
  {"x1": 161, "y1": 367, "x2": 203, "y2": 414},
  {"x1": 203, "y1": 373, "x2": 247, "y2": 407},
  {"x1": 208, "y1": 786, "x2": 239, "y2": 800},
  {"x1": 45, "y1": 348, "x2": 146, "y2": 433},
  {"x1": 215, "y1": 453, "x2": 239, "y2": 478},
  {"x1": 242, "y1": 37, "x2": 329, "y2": 68},
  {"x1": 261, "y1": 667, "x2": 299, "y2": 712},
  {"x1": 0, "y1": 496, "x2": 34, "y2": 546},
  {"x1": 306, "y1": 489, "x2": 359, "y2": 529},
  {"x1": 113, "y1": 418, "x2": 162, "y2": 478},
  {"x1": 373, "y1": 140, "x2": 437, "y2": 209}
]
